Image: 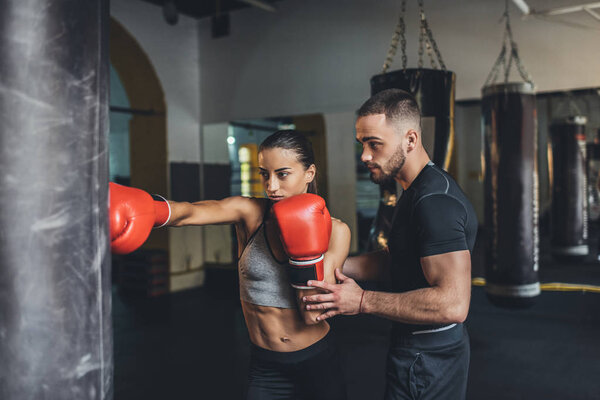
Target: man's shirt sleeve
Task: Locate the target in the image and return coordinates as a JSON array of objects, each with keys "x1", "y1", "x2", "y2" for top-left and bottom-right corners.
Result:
[{"x1": 413, "y1": 194, "x2": 469, "y2": 257}]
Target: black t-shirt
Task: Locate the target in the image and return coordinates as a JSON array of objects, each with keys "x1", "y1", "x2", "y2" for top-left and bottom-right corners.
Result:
[{"x1": 388, "y1": 162, "x2": 478, "y2": 334}]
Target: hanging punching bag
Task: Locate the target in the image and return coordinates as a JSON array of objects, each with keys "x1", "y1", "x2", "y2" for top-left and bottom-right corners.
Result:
[
  {"x1": 0, "y1": 1, "x2": 112, "y2": 399},
  {"x1": 550, "y1": 116, "x2": 588, "y2": 260},
  {"x1": 482, "y1": 82, "x2": 540, "y2": 308},
  {"x1": 365, "y1": 1, "x2": 455, "y2": 251},
  {"x1": 587, "y1": 129, "x2": 600, "y2": 226},
  {"x1": 366, "y1": 69, "x2": 456, "y2": 251},
  {"x1": 366, "y1": 181, "x2": 398, "y2": 251},
  {"x1": 371, "y1": 68, "x2": 456, "y2": 170}
]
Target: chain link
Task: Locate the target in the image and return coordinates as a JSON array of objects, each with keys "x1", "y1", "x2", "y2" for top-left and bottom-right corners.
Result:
[
  {"x1": 423, "y1": 17, "x2": 446, "y2": 70},
  {"x1": 382, "y1": 0, "x2": 407, "y2": 73},
  {"x1": 418, "y1": 8, "x2": 425, "y2": 69},
  {"x1": 381, "y1": 0, "x2": 445, "y2": 73},
  {"x1": 484, "y1": 0, "x2": 534, "y2": 87},
  {"x1": 400, "y1": 0, "x2": 407, "y2": 70}
]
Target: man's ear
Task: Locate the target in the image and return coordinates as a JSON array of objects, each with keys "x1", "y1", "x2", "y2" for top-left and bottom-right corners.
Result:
[{"x1": 406, "y1": 129, "x2": 419, "y2": 151}]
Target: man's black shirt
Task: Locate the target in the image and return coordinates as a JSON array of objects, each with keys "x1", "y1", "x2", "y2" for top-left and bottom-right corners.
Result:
[{"x1": 388, "y1": 162, "x2": 478, "y2": 334}]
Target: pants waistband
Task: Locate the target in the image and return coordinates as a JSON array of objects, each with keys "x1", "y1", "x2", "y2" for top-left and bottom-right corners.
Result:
[
  {"x1": 391, "y1": 323, "x2": 465, "y2": 348},
  {"x1": 250, "y1": 330, "x2": 334, "y2": 363}
]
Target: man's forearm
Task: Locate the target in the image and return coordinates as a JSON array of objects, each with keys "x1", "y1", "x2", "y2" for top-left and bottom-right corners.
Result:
[
  {"x1": 342, "y1": 249, "x2": 390, "y2": 281},
  {"x1": 361, "y1": 287, "x2": 468, "y2": 325}
]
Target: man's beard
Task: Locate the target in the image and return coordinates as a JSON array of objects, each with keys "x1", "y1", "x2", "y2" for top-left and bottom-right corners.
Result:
[{"x1": 367, "y1": 146, "x2": 406, "y2": 185}]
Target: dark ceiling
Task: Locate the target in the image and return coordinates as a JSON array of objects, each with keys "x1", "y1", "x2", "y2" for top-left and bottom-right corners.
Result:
[{"x1": 140, "y1": 0, "x2": 278, "y2": 20}]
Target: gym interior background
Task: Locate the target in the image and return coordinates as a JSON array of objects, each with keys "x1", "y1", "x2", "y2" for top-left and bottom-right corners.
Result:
[{"x1": 1, "y1": 0, "x2": 599, "y2": 399}]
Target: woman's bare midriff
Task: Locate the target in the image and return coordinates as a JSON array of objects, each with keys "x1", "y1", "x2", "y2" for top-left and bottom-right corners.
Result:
[{"x1": 241, "y1": 300, "x2": 329, "y2": 352}]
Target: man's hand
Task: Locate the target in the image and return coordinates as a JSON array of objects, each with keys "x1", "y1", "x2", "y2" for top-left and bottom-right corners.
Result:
[{"x1": 303, "y1": 269, "x2": 365, "y2": 321}]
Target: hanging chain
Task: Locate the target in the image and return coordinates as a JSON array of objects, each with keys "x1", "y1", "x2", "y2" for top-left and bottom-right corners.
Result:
[
  {"x1": 484, "y1": 0, "x2": 534, "y2": 87},
  {"x1": 382, "y1": 0, "x2": 407, "y2": 73},
  {"x1": 418, "y1": 6, "x2": 425, "y2": 69},
  {"x1": 418, "y1": 0, "x2": 445, "y2": 70},
  {"x1": 381, "y1": 0, "x2": 445, "y2": 73},
  {"x1": 422, "y1": 12, "x2": 446, "y2": 69},
  {"x1": 400, "y1": 0, "x2": 407, "y2": 70}
]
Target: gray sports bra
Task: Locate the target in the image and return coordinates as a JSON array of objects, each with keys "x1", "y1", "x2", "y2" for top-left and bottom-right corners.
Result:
[{"x1": 238, "y1": 221, "x2": 297, "y2": 309}]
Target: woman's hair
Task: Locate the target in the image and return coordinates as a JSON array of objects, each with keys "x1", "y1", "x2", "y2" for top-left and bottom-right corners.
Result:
[{"x1": 259, "y1": 129, "x2": 318, "y2": 194}]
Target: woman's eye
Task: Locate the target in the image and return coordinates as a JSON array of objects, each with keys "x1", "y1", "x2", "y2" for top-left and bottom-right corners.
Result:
[
  {"x1": 259, "y1": 172, "x2": 268, "y2": 179},
  {"x1": 278, "y1": 172, "x2": 288, "y2": 178}
]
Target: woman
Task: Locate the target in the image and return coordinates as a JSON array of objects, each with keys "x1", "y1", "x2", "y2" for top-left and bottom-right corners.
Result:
[{"x1": 163, "y1": 130, "x2": 349, "y2": 399}]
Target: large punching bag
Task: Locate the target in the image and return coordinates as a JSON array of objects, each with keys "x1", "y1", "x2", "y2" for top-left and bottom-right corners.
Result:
[
  {"x1": 367, "y1": 69, "x2": 456, "y2": 251},
  {"x1": 366, "y1": 0, "x2": 455, "y2": 250},
  {"x1": 371, "y1": 69, "x2": 456, "y2": 171},
  {"x1": 550, "y1": 116, "x2": 589, "y2": 260},
  {"x1": 0, "y1": 1, "x2": 112, "y2": 399},
  {"x1": 482, "y1": 82, "x2": 540, "y2": 308}
]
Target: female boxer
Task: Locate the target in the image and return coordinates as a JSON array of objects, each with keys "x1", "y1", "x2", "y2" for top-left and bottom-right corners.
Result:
[{"x1": 110, "y1": 130, "x2": 350, "y2": 399}]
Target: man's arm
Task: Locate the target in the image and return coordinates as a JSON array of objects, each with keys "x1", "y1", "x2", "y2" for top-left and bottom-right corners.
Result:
[
  {"x1": 341, "y1": 248, "x2": 390, "y2": 282},
  {"x1": 304, "y1": 250, "x2": 471, "y2": 324},
  {"x1": 361, "y1": 250, "x2": 471, "y2": 324}
]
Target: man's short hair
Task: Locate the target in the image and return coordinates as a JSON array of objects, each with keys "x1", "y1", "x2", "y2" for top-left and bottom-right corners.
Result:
[{"x1": 356, "y1": 89, "x2": 421, "y2": 133}]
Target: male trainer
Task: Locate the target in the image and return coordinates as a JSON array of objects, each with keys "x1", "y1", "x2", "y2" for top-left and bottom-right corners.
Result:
[{"x1": 304, "y1": 89, "x2": 477, "y2": 400}]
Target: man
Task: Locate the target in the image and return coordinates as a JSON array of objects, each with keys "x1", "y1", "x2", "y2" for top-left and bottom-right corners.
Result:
[{"x1": 303, "y1": 88, "x2": 477, "y2": 399}]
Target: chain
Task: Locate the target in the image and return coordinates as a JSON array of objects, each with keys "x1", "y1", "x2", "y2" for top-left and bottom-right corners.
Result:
[
  {"x1": 425, "y1": 36, "x2": 437, "y2": 69},
  {"x1": 423, "y1": 15, "x2": 446, "y2": 70},
  {"x1": 418, "y1": 8, "x2": 425, "y2": 69},
  {"x1": 484, "y1": 0, "x2": 534, "y2": 87},
  {"x1": 418, "y1": 0, "x2": 445, "y2": 70},
  {"x1": 382, "y1": 0, "x2": 407, "y2": 73},
  {"x1": 381, "y1": 0, "x2": 446, "y2": 72},
  {"x1": 400, "y1": 0, "x2": 407, "y2": 70}
]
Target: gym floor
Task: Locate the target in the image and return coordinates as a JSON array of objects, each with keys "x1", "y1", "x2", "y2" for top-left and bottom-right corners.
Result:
[{"x1": 113, "y1": 229, "x2": 600, "y2": 400}]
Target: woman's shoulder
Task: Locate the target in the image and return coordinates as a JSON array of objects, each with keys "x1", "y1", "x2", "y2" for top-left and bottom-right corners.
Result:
[
  {"x1": 214, "y1": 196, "x2": 269, "y2": 228},
  {"x1": 330, "y1": 217, "x2": 350, "y2": 238},
  {"x1": 224, "y1": 196, "x2": 268, "y2": 213}
]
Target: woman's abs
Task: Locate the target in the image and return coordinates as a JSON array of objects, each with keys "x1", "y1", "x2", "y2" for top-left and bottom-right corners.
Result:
[{"x1": 242, "y1": 300, "x2": 329, "y2": 352}]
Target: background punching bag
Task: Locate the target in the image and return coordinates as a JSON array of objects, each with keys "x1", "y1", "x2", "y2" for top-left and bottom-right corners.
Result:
[
  {"x1": 0, "y1": 1, "x2": 112, "y2": 399},
  {"x1": 482, "y1": 82, "x2": 540, "y2": 308},
  {"x1": 366, "y1": 180, "x2": 398, "y2": 251},
  {"x1": 366, "y1": 69, "x2": 456, "y2": 251},
  {"x1": 550, "y1": 116, "x2": 589, "y2": 260},
  {"x1": 371, "y1": 68, "x2": 456, "y2": 171}
]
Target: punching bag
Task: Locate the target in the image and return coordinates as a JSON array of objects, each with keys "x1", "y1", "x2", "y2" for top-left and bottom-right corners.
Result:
[
  {"x1": 371, "y1": 68, "x2": 456, "y2": 170},
  {"x1": 0, "y1": 1, "x2": 112, "y2": 399},
  {"x1": 482, "y1": 82, "x2": 540, "y2": 308},
  {"x1": 550, "y1": 116, "x2": 588, "y2": 260},
  {"x1": 587, "y1": 133, "x2": 600, "y2": 226},
  {"x1": 367, "y1": 181, "x2": 398, "y2": 250},
  {"x1": 367, "y1": 68, "x2": 456, "y2": 250}
]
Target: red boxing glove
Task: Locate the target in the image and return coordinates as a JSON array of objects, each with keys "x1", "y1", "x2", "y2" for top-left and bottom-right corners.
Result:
[
  {"x1": 272, "y1": 193, "x2": 332, "y2": 289},
  {"x1": 109, "y1": 182, "x2": 171, "y2": 255}
]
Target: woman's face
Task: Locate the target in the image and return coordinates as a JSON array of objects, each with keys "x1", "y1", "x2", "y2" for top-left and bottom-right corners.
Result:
[{"x1": 258, "y1": 147, "x2": 315, "y2": 201}]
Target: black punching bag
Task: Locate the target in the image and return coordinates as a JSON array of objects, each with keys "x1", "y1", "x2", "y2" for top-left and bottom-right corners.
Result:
[
  {"x1": 0, "y1": 1, "x2": 112, "y2": 399},
  {"x1": 371, "y1": 68, "x2": 456, "y2": 170},
  {"x1": 482, "y1": 83, "x2": 540, "y2": 308},
  {"x1": 367, "y1": 181, "x2": 398, "y2": 251},
  {"x1": 550, "y1": 116, "x2": 588, "y2": 260},
  {"x1": 368, "y1": 69, "x2": 455, "y2": 249}
]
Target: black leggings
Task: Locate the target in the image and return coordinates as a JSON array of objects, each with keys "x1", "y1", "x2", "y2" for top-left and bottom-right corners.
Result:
[{"x1": 246, "y1": 331, "x2": 347, "y2": 400}]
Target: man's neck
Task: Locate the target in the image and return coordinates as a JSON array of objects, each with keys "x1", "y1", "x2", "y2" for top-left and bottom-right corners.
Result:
[{"x1": 395, "y1": 151, "x2": 431, "y2": 190}]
